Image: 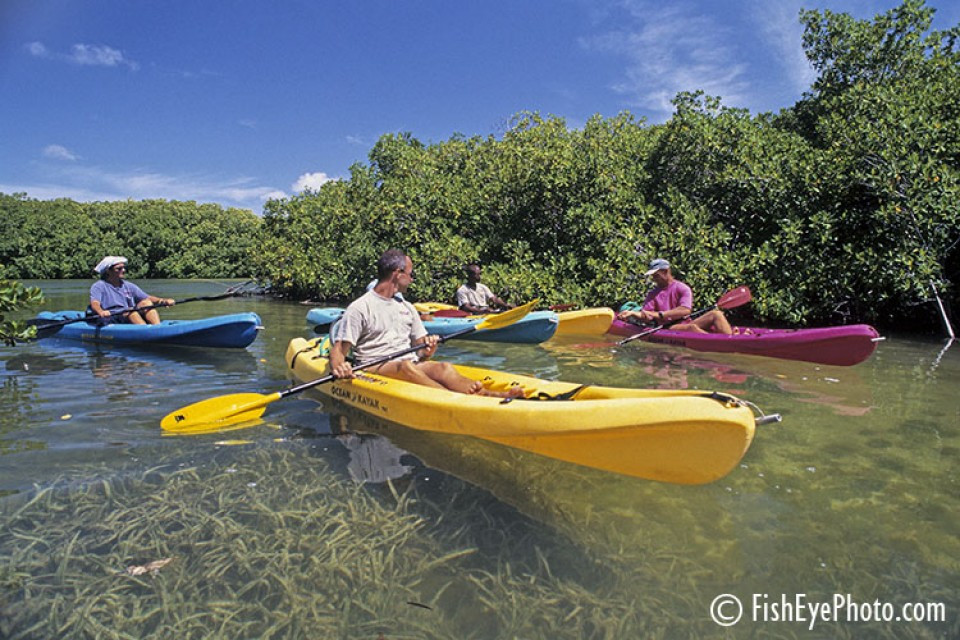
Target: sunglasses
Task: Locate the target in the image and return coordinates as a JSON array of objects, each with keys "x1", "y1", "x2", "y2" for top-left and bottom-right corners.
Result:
[{"x1": 113, "y1": 265, "x2": 127, "y2": 272}]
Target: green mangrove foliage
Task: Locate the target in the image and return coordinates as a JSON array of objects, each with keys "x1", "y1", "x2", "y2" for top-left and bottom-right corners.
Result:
[
  {"x1": 256, "y1": 0, "x2": 958, "y2": 328},
  {"x1": 0, "y1": 194, "x2": 262, "y2": 279},
  {"x1": 257, "y1": 114, "x2": 662, "y2": 309},
  {"x1": 0, "y1": 281, "x2": 43, "y2": 345}
]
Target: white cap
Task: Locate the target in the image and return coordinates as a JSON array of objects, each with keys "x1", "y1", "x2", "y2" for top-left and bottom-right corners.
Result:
[
  {"x1": 644, "y1": 258, "x2": 670, "y2": 276},
  {"x1": 94, "y1": 256, "x2": 128, "y2": 274}
]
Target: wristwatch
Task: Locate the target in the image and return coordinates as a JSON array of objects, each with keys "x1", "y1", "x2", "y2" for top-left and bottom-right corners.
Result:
[{"x1": 658, "y1": 312, "x2": 664, "y2": 323}]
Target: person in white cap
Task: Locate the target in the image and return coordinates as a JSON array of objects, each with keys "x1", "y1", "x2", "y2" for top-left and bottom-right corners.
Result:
[
  {"x1": 617, "y1": 258, "x2": 732, "y2": 334},
  {"x1": 89, "y1": 256, "x2": 174, "y2": 324}
]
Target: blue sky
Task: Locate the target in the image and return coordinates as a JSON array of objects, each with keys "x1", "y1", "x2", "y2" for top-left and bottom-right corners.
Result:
[{"x1": 2, "y1": 0, "x2": 957, "y2": 213}]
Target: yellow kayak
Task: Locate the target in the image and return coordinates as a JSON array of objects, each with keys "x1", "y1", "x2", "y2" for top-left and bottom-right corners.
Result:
[
  {"x1": 286, "y1": 337, "x2": 773, "y2": 484},
  {"x1": 553, "y1": 307, "x2": 614, "y2": 335},
  {"x1": 413, "y1": 303, "x2": 613, "y2": 336}
]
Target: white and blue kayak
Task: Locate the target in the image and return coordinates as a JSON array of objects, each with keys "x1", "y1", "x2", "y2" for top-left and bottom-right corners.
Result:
[
  {"x1": 34, "y1": 311, "x2": 263, "y2": 348},
  {"x1": 305, "y1": 307, "x2": 559, "y2": 344}
]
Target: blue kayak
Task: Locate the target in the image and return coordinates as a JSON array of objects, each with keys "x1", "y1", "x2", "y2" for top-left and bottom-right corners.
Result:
[
  {"x1": 36, "y1": 311, "x2": 263, "y2": 348},
  {"x1": 306, "y1": 307, "x2": 345, "y2": 327},
  {"x1": 305, "y1": 307, "x2": 558, "y2": 344}
]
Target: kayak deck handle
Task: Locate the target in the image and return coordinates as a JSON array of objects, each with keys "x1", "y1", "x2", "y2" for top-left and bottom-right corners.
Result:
[{"x1": 726, "y1": 395, "x2": 782, "y2": 426}]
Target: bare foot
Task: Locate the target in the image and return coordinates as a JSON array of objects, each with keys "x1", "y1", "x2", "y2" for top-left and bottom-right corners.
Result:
[
  {"x1": 465, "y1": 381, "x2": 525, "y2": 398},
  {"x1": 479, "y1": 385, "x2": 525, "y2": 399},
  {"x1": 465, "y1": 380, "x2": 485, "y2": 395}
]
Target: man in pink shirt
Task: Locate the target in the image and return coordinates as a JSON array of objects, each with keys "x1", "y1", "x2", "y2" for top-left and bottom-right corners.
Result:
[{"x1": 617, "y1": 258, "x2": 732, "y2": 334}]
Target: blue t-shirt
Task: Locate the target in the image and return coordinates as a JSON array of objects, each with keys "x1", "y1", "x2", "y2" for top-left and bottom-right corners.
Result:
[{"x1": 90, "y1": 280, "x2": 150, "y2": 322}]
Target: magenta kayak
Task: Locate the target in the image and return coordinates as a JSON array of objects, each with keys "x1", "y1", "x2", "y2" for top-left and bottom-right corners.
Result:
[{"x1": 608, "y1": 320, "x2": 881, "y2": 366}]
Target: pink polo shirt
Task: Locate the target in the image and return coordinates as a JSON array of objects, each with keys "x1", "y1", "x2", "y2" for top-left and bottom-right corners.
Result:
[{"x1": 642, "y1": 280, "x2": 693, "y2": 313}]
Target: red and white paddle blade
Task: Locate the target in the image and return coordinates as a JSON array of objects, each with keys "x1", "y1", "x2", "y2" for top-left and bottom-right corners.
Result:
[{"x1": 717, "y1": 286, "x2": 752, "y2": 310}]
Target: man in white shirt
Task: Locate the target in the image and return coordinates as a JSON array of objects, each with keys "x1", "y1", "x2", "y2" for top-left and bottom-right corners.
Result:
[
  {"x1": 455, "y1": 264, "x2": 514, "y2": 314},
  {"x1": 330, "y1": 250, "x2": 522, "y2": 397}
]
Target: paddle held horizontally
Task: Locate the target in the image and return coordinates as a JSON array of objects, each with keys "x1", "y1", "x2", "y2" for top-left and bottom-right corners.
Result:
[
  {"x1": 617, "y1": 286, "x2": 752, "y2": 346},
  {"x1": 26, "y1": 288, "x2": 252, "y2": 339},
  {"x1": 161, "y1": 300, "x2": 538, "y2": 433}
]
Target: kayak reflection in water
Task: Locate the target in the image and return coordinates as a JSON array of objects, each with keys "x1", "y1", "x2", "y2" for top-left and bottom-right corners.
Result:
[
  {"x1": 89, "y1": 256, "x2": 174, "y2": 325},
  {"x1": 617, "y1": 258, "x2": 733, "y2": 335},
  {"x1": 329, "y1": 249, "x2": 524, "y2": 398}
]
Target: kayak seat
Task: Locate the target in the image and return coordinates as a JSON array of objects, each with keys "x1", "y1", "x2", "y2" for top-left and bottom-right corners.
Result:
[{"x1": 289, "y1": 337, "x2": 327, "y2": 368}]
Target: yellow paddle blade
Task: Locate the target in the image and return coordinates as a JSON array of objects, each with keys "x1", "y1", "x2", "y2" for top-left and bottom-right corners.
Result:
[
  {"x1": 161, "y1": 392, "x2": 281, "y2": 433},
  {"x1": 475, "y1": 299, "x2": 539, "y2": 331}
]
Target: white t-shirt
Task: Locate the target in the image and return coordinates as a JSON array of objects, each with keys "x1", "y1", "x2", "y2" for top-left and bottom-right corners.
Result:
[
  {"x1": 332, "y1": 290, "x2": 426, "y2": 365},
  {"x1": 456, "y1": 283, "x2": 497, "y2": 309}
]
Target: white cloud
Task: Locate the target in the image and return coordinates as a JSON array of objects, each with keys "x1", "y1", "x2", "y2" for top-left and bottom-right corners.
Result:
[
  {"x1": 43, "y1": 144, "x2": 80, "y2": 161},
  {"x1": 25, "y1": 41, "x2": 49, "y2": 57},
  {"x1": 0, "y1": 182, "x2": 119, "y2": 203},
  {"x1": 238, "y1": 119, "x2": 257, "y2": 129},
  {"x1": 25, "y1": 41, "x2": 139, "y2": 70},
  {"x1": 261, "y1": 190, "x2": 287, "y2": 202},
  {"x1": 580, "y1": 1, "x2": 749, "y2": 118},
  {"x1": 346, "y1": 135, "x2": 367, "y2": 146},
  {"x1": 749, "y1": 1, "x2": 816, "y2": 95},
  {"x1": 69, "y1": 44, "x2": 139, "y2": 70},
  {"x1": 2, "y1": 164, "x2": 280, "y2": 212},
  {"x1": 293, "y1": 172, "x2": 335, "y2": 192}
]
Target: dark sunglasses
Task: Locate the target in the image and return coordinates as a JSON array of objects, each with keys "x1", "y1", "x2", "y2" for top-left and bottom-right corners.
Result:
[{"x1": 113, "y1": 265, "x2": 127, "y2": 272}]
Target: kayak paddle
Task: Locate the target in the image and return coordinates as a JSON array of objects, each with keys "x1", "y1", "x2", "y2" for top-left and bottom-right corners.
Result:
[
  {"x1": 161, "y1": 299, "x2": 539, "y2": 433},
  {"x1": 27, "y1": 290, "x2": 251, "y2": 339},
  {"x1": 617, "y1": 286, "x2": 752, "y2": 346}
]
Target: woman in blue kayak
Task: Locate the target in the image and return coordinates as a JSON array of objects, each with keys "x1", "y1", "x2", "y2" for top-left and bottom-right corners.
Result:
[{"x1": 89, "y1": 256, "x2": 174, "y2": 324}]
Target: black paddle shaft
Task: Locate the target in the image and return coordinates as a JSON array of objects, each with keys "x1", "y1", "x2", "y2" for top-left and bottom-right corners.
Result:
[
  {"x1": 283, "y1": 325, "x2": 477, "y2": 398},
  {"x1": 618, "y1": 304, "x2": 717, "y2": 345}
]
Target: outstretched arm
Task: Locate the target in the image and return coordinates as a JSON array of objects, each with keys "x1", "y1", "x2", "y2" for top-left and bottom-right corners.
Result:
[
  {"x1": 617, "y1": 306, "x2": 691, "y2": 325},
  {"x1": 488, "y1": 293, "x2": 514, "y2": 310},
  {"x1": 147, "y1": 295, "x2": 175, "y2": 307},
  {"x1": 329, "y1": 340, "x2": 355, "y2": 379}
]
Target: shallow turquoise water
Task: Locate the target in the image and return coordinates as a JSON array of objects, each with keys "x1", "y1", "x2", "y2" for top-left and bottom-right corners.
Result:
[{"x1": 1, "y1": 280, "x2": 957, "y2": 638}]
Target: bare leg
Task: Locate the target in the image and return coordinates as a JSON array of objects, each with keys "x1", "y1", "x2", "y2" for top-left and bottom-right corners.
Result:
[
  {"x1": 416, "y1": 361, "x2": 523, "y2": 397},
  {"x1": 126, "y1": 301, "x2": 148, "y2": 324},
  {"x1": 672, "y1": 309, "x2": 732, "y2": 334},
  {"x1": 375, "y1": 360, "x2": 524, "y2": 397},
  {"x1": 135, "y1": 299, "x2": 162, "y2": 325},
  {"x1": 699, "y1": 309, "x2": 732, "y2": 335},
  {"x1": 668, "y1": 310, "x2": 732, "y2": 334},
  {"x1": 373, "y1": 360, "x2": 447, "y2": 389},
  {"x1": 668, "y1": 321, "x2": 709, "y2": 334}
]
